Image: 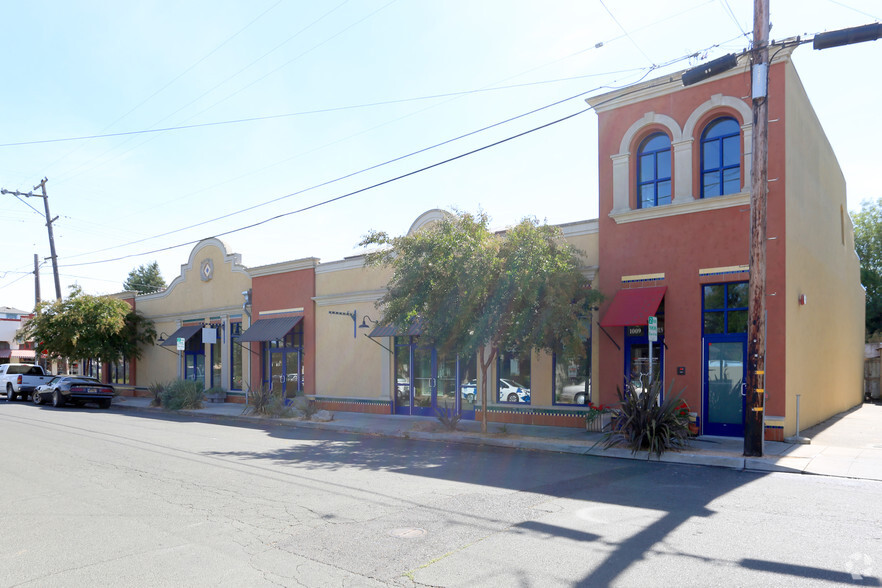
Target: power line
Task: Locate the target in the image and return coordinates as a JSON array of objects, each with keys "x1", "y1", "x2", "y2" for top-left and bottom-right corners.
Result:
[
  {"x1": 824, "y1": 0, "x2": 881, "y2": 21},
  {"x1": 61, "y1": 75, "x2": 682, "y2": 269},
  {"x1": 40, "y1": 0, "x2": 286, "y2": 174},
  {"x1": 49, "y1": 0, "x2": 367, "y2": 186},
  {"x1": 0, "y1": 69, "x2": 641, "y2": 149},
  {"x1": 43, "y1": 1, "x2": 706, "y2": 187},
  {"x1": 61, "y1": 74, "x2": 644, "y2": 261},
  {"x1": 59, "y1": 35, "x2": 739, "y2": 264},
  {"x1": 598, "y1": 0, "x2": 656, "y2": 67},
  {"x1": 719, "y1": 0, "x2": 750, "y2": 38}
]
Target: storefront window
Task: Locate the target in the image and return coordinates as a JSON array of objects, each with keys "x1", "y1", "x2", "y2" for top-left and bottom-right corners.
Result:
[
  {"x1": 110, "y1": 358, "x2": 129, "y2": 385},
  {"x1": 394, "y1": 337, "x2": 411, "y2": 409},
  {"x1": 184, "y1": 333, "x2": 204, "y2": 383},
  {"x1": 211, "y1": 330, "x2": 222, "y2": 388},
  {"x1": 459, "y1": 354, "x2": 478, "y2": 410},
  {"x1": 230, "y1": 322, "x2": 242, "y2": 390},
  {"x1": 554, "y1": 352, "x2": 590, "y2": 405},
  {"x1": 84, "y1": 358, "x2": 102, "y2": 381},
  {"x1": 703, "y1": 282, "x2": 748, "y2": 334},
  {"x1": 497, "y1": 351, "x2": 531, "y2": 404}
]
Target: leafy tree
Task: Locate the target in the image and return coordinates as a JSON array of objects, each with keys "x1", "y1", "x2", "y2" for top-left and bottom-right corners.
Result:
[
  {"x1": 853, "y1": 200, "x2": 882, "y2": 339},
  {"x1": 123, "y1": 261, "x2": 166, "y2": 294},
  {"x1": 362, "y1": 211, "x2": 602, "y2": 432},
  {"x1": 19, "y1": 286, "x2": 156, "y2": 365}
]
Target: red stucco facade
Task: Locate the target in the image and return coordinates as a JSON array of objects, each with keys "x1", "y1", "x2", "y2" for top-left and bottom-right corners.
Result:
[
  {"x1": 594, "y1": 61, "x2": 790, "y2": 439},
  {"x1": 250, "y1": 267, "x2": 317, "y2": 396}
]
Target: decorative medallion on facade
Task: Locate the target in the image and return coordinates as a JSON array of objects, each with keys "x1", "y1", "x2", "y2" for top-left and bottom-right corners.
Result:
[{"x1": 200, "y1": 258, "x2": 214, "y2": 282}]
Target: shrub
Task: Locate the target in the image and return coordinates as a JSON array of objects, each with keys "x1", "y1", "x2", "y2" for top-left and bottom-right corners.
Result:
[
  {"x1": 148, "y1": 381, "x2": 167, "y2": 407},
  {"x1": 160, "y1": 379, "x2": 205, "y2": 411},
  {"x1": 434, "y1": 401, "x2": 462, "y2": 431},
  {"x1": 243, "y1": 385, "x2": 292, "y2": 418},
  {"x1": 602, "y1": 379, "x2": 690, "y2": 459}
]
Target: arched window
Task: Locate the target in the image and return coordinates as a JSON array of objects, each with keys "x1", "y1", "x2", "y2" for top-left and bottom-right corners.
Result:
[
  {"x1": 701, "y1": 117, "x2": 741, "y2": 197},
  {"x1": 637, "y1": 133, "x2": 671, "y2": 208}
]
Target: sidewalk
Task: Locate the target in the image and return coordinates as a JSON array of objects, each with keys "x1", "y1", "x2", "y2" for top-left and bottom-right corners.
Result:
[{"x1": 113, "y1": 396, "x2": 882, "y2": 482}]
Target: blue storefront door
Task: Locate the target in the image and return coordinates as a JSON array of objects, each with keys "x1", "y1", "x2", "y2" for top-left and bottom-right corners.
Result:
[
  {"x1": 703, "y1": 335, "x2": 747, "y2": 437},
  {"x1": 394, "y1": 343, "x2": 473, "y2": 418},
  {"x1": 269, "y1": 348, "x2": 301, "y2": 400}
]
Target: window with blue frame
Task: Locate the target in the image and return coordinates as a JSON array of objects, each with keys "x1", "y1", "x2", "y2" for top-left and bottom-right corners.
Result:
[
  {"x1": 637, "y1": 133, "x2": 672, "y2": 209},
  {"x1": 184, "y1": 332, "x2": 204, "y2": 383},
  {"x1": 497, "y1": 351, "x2": 531, "y2": 404},
  {"x1": 84, "y1": 358, "x2": 102, "y2": 381},
  {"x1": 701, "y1": 117, "x2": 741, "y2": 198},
  {"x1": 110, "y1": 358, "x2": 129, "y2": 385},
  {"x1": 230, "y1": 322, "x2": 242, "y2": 391},
  {"x1": 702, "y1": 282, "x2": 748, "y2": 334}
]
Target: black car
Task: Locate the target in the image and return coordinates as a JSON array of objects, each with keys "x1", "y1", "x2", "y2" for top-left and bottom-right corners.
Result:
[{"x1": 32, "y1": 376, "x2": 115, "y2": 409}]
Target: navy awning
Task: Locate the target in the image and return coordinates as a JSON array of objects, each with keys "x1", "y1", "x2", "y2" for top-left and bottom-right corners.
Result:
[
  {"x1": 367, "y1": 319, "x2": 423, "y2": 338},
  {"x1": 240, "y1": 316, "x2": 303, "y2": 342},
  {"x1": 160, "y1": 325, "x2": 202, "y2": 347}
]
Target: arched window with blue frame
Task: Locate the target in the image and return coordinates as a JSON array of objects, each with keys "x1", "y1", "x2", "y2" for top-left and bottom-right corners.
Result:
[
  {"x1": 701, "y1": 117, "x2": 741, "y2": 198},
  {"x1": 636, "y1": 133, "x2": 672, "y2": 209}
]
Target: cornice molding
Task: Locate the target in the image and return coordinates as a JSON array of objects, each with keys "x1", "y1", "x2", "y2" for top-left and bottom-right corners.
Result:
[{"x1": 610, "y1": 192, "x2": 749, "y2": 224}]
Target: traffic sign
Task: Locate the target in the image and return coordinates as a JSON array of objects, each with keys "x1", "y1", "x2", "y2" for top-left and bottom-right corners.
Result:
[{"x1": 647, "y1": 316, "x2": 658, "y2": 342}]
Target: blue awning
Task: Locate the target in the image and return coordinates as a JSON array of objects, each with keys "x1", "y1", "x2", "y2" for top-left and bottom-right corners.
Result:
[
  {"x1": 160, "y1": 325, "x2": 202, "y2": 347},
  {"x1": 240, "y1": 316, "x2": 302, "y2": 342}
]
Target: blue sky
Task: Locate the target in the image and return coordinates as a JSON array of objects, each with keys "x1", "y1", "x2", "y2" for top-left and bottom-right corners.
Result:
[{"x1": 1, "y1": 0, "x2": 880, "y2": 311}]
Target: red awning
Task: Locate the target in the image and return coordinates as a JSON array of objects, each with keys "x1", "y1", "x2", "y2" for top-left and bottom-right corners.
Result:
[{"x1": 599, "y1": 286, "x2": 667, "y2": 327}]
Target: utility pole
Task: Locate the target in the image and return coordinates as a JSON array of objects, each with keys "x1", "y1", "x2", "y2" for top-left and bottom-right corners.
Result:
[
  {"x1": 37, "y1": 178, "x2": 62, "y2": 301},
  {"x1": 1, "y1": 179, "x2": 62, "y2": 302},
  {"x1": 34, "y1": 254, "x2": 41, "y2": 306},
  {"x1": 744, "y1": 0, "x2": 769, "y2": 457}
]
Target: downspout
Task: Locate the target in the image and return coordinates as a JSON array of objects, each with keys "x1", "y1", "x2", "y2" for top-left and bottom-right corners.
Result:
[{"x1": 242, "y1": 289, "x2": 252, "y2": 401}]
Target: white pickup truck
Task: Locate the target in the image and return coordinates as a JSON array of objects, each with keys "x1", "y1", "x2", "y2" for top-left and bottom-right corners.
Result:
[{"x1": 1, "y1": 364, "x2": 54, "y2": 401}]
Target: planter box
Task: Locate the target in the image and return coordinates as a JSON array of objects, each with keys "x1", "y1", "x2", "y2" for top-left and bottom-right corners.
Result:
[{"x1": 586, "y1": 413, "x2": 613, "y2": 433}]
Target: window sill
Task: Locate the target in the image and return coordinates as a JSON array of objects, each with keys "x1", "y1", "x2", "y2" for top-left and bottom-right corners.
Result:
[{"x1": 609, "y1": 192, "x2": 749, "y2": 224}]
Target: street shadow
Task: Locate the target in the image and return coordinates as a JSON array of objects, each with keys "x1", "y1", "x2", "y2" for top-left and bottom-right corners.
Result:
[
  {"x1": 741, "y1": 558, "x2": 880, "y2": 585},
  {"x1": 115, "y1": 409, "x2": 876, "y2": 586}
]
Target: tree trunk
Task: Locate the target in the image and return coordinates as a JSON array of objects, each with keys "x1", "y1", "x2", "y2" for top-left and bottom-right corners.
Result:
[{"x1": 478, "y1": 347, "x2": 497, "y2": 434}]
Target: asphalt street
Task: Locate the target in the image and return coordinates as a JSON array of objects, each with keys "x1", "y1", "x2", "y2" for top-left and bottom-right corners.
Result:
[{"x1": 1, "y1": 402, "x2": 880, "y2": 587}]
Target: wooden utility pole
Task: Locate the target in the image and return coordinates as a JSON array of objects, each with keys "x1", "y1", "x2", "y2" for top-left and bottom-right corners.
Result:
[
  {"x1": 745, "y1": 0, "x2": 769, "y2": 457},
  {"x1": 36, "y1": 178, "x2": 63, "y2": 301},
  {"x1": 34, "y1": 254, "x2": 41, "y2": 305}
]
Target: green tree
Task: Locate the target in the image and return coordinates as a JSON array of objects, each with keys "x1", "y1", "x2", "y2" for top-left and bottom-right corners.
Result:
[
  {"x1": 123, "y1": 261, "x2": 166, "y2": 294},
  {"x1": 19, "y1": 286, "x2": 156, "y2": 365},
  {"x1": 853, "y1": 200, "x2": 882, "y2": 339},
  {"x1": 362, "y1": 211, "x2": 602, "y2": 432}
]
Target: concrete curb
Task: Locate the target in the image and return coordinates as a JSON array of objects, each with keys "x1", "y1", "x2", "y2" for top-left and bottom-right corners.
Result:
[
  {"x1": 113, "y1": 401, "x2": 747, "y2": 470},
  {"x1": 112, "y1": 400, "x2": 882, "y2": 480}
]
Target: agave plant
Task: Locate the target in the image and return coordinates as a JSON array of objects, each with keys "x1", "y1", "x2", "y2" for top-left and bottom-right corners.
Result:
[
  {"x1": 602, "y1": 378, "x2": 690, "y2": 459},
  {"x1": 242, "y1": 385, "x2": 292, "y2": 417}
]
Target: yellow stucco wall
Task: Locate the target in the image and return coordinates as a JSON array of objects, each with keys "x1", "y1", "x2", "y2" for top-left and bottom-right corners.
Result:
[
  {"x1": 783, "y1": 62, "x2": 865, "y2": 435},
  {"x1": 311, "y1": 218, "x2": 601, "y2": 410},
  {"x1": 135, "y1": 239, "x2": 252, "y2": 389},
  {"x1": 313, "y1": 258, "x2": 392, "y2": 400}
]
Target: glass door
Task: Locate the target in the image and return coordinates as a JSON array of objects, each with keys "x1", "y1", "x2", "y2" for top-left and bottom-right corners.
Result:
[
  {"x1": 412, "y1": 347, "x2": 434, "y2": 416},
  {"x1": 269, "y1": 348, "x2": 302, "y2": 400},
  {"x1": 624, "y1": 338, "x2": 663, "y2": 398},
  {"x1": 703, "y1": 336, "x2": 746, "y2": 436},
  {"x1": 393, "y1": 340, "x2": 475, "y2": 419}
]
